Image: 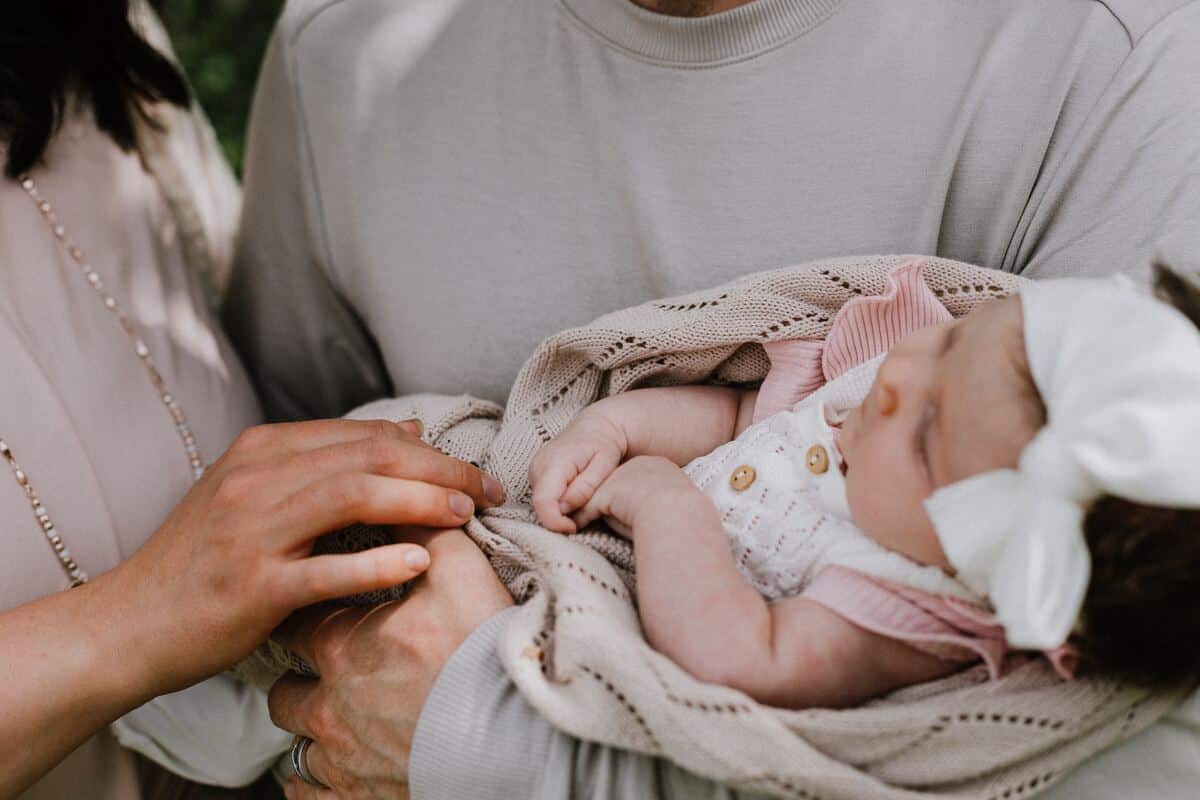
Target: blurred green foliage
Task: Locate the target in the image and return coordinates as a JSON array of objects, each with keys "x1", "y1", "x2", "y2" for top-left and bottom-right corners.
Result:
[{"x1": 156, "y1": 0, "x2": 285, "y2": 174}]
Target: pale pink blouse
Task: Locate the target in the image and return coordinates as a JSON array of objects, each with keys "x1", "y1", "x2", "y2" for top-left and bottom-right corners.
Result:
[{"x1": 0, "y1": 97, "x2": 259, "y2": 799}]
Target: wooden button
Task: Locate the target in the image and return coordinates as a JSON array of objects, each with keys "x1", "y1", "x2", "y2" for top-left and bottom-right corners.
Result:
[
  {"x1": 806, "y1": 445, "x2": 830, "y2": 475},
  {"x1": 730, "y1": 465, "x2": 757, "y2": 491}
]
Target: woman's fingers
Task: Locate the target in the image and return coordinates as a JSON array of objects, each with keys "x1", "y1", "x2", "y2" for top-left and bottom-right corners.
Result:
[
  {"x1": 280, "y1": 544, "x2": 431, "y2": 608},
  {"x1": 218, "y1": 418, "x2": 416, "y2": 468},
  {"x1": 276, "y1": 473, "x2": 478, "y2": 538},
  {"x1": 274, "y1": 436, "x2": 503, "y2": 510}
]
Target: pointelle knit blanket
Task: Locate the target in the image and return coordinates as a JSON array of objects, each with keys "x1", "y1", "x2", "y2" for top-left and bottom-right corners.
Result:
[{"x1": 238, "y1": 255, "x2": 1193, "y2": 800}]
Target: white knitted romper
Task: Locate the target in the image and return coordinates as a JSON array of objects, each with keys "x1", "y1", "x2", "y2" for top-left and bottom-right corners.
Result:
[{"x1": 683, "y1": 357, "x2": 977, "y2": 603}]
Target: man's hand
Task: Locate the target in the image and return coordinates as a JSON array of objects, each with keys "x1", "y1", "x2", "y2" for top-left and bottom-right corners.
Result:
[
  {"x1": 572, "y1": 455, "x2": 701, "y2": 537},
  {"x1": 267, "y1": 528, "x2": 513, "y2": 799}
]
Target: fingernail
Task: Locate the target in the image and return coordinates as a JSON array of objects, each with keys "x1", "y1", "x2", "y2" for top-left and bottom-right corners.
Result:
[
  {"x1": 406, "y1": 549, "x2": 430, "y2": 570},
  {"x1": 483, "y1": 475, "x2": 507, "y2": 505},
  {"x1": 449, "y1": 492, "x2": 475, "y2": 518},
  {"x1": 399, "y1": 418, "x2": 423, "y2": 436}
]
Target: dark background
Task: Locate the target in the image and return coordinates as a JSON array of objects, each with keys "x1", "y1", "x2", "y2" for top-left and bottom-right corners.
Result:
[{"x1": 157, "y1": 0, "x2": 286, "y2": 174}]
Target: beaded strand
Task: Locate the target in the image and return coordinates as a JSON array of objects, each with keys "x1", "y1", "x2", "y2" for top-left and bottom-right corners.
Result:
[
  {"x1": 4, "y1": 175, "x2": 207, "y2": 588},
  {"x1": 0, "y1": 437, "x2": 88, "y2": 587},
  {"x1": 19, "y1": 175, "x2": 206, "y2": 480}
]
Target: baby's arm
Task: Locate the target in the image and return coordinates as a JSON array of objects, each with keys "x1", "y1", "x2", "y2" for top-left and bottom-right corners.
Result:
[
  {"x1": 530, "y1": 386, "x2": 756, "y2": 532},
  {"x1": 578, "y1": 457, "x2": 958, "y2": 708}
]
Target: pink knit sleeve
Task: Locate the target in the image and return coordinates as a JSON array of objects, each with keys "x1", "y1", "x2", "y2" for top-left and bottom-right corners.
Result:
[
  {"x1": 753, "y1": 258, "x2": 953, "y2": 422},
  {"x1": 803, "y1": 566, "x2": 1078, "y2": 681}
]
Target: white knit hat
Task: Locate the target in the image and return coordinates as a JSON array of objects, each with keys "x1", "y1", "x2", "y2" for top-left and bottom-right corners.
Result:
[{"x1": 924, "y1": 276, "x2": 1200, "y2": 650}]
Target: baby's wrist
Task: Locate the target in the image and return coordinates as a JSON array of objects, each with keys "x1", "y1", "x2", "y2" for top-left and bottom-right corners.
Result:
[
  {"x1": 630, "y1": 480, "x2": 707, "y2": 533},
  {"x1": 576, "y1": 405, "x2": 630, "y2": 456}
]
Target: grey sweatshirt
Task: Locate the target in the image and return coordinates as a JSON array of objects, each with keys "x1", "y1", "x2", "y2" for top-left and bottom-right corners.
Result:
[{"x1": 225, "y1": 0, "x2": 1200, "y2": 797}]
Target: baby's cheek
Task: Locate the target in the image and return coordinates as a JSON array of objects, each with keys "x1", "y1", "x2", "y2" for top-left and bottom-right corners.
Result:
[{"x1": 846, "y1": 472, "x2": 951, "y2": 570}]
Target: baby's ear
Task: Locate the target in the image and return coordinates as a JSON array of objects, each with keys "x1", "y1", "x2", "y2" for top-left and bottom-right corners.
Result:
[{"x1": 1153, "y1": 261, "x2": 1200, "y2": 330}]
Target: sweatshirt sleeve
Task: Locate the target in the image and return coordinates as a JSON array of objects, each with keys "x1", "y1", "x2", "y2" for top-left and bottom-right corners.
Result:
[
  {"x1": 1014, "y1": 2, "x2": 1200, "y2": 283},
  {"x1": 409, "y1": 609, "x2": 770, "y2": 800},
  {"x1": 221, "y1": 26, "x2": 392, "y2": 422}
]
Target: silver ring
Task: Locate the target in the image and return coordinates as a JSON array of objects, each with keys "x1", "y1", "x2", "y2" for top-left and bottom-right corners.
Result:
[{"x1": 290, "y1": 735, "x2": 329, "y2": 789}]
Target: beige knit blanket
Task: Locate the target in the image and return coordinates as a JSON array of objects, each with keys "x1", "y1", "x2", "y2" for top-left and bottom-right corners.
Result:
[{"x1": 239, "y1": 255, "x2": 1192, "y2": 799}]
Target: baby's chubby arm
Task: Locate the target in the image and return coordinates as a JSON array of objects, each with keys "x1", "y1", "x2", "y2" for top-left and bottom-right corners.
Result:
[
  {"x1": 530, "y1": 386, "x2": 757, "y2": 532},
  {"x1": 577, "y1": 457, "x2": 958, "y2": 709}
]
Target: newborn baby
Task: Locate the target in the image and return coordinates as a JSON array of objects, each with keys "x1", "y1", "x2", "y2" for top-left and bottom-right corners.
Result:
[{"x1": 530, "y1": 265, "x2": 1200, "y2": 709}]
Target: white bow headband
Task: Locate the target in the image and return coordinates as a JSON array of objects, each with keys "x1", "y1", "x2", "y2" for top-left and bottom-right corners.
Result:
[{"x1": 924, "y1": 276, "x2": 1200, "y2": 650}]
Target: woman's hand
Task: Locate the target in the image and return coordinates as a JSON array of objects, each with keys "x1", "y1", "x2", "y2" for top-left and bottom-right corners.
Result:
[
  {"x1": 267, "y1": 527, "x2": 513, "y2": 799},
  {"x1": 106, "y1": 418, "x2": 506, "y2": 697}
]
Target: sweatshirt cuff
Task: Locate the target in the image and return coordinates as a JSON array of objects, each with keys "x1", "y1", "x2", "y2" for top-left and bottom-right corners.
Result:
[{"x1": 410, "y1": 606, "x2": 554, "y2": 799}]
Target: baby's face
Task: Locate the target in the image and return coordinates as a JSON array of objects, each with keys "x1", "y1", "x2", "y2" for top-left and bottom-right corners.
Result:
[{"x1": 838, "y1": 296, "x2": 1044, "y2": 570}]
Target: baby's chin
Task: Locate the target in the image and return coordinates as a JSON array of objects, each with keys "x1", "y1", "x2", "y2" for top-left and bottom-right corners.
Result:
[{"x1": 832, "y1": 406, "x2": 860, "y2": 461}]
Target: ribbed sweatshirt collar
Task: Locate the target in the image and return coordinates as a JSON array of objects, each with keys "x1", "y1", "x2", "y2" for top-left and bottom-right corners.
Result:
[{"x1": 557, "y1": 0, "x2": 844, "y2": 66}]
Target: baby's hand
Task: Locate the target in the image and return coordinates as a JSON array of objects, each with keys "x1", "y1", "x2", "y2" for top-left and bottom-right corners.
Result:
[
  {"x1": 530, "y1": 411, "x2": 626, "y2": 533},
  {"x1": 573, "y1": 455, "x2": 699, "y2": 538}
]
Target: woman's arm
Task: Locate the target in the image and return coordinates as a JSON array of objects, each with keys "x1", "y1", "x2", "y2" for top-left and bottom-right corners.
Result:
[
  {"x1": 0, "y1": 419, "x2": 501, "y2": 797},
  {"x1": 0, "y1": 565, "x2": 177, "y2": 797}
]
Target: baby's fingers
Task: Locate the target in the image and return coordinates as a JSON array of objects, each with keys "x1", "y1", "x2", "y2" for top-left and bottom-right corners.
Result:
[
  {"x1": 560, "y1": 450, "x2": 620, "y2": 514},
  {"x1": 571, "y1": 491, "x2": 607, "y2": 532},
  {"x1": 531, "y1": 463, "x2": 578, "y2": 534}
]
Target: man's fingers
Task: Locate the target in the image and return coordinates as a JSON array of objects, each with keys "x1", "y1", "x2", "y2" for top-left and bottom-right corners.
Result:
[
  {"x1": 293, "y1": 739, "x2": 337, "y2": 794},
  {"x1": 273, "y1": 604, "x2": 365, "y2": 667},
  {"x1": 281, "y1": 545, "x2": 431, "y2": 609},
  {"x1": 276, "y1": 473, "x2": 478, "y2": 540},
  {"x1": 267, "y1": 674, "x2": 321, "y2": 738},
  {"x1": 283, "y1": 777, "x2": 337, "y2": 800}
]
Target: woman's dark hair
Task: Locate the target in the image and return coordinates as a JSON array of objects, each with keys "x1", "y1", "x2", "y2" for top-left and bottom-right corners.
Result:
[
  {"x1": 0, "y1": 0, "x2": 189, "y2": 178},
  {"x1": 1075, "y1": 263, "x2": 1200, "y2": 685}
]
